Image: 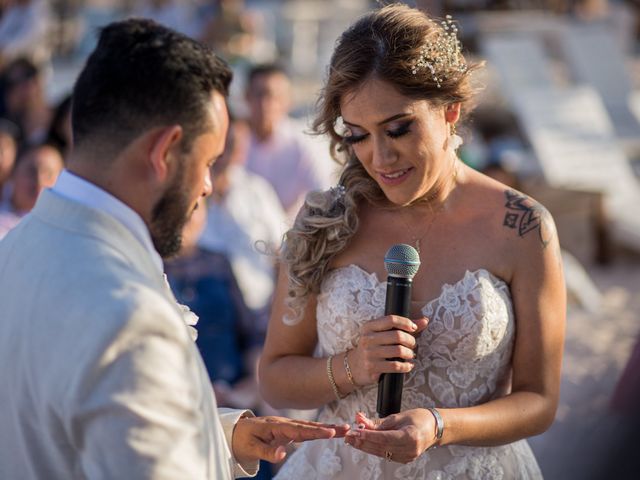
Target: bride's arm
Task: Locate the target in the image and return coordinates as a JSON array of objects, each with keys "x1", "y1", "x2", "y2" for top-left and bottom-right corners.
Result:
[
  {"x1": 346, "y1": 199, "x2": 566, "y2": 462},
  {"x1": 442, "y1": 203, "x2": 565, "y2": 445},
  {"x1": 258, "y1": 266, "x2": 334, "y2": 409},
  {"x1": 258, "y1": 265, "x2": 425, "y2": 410}
]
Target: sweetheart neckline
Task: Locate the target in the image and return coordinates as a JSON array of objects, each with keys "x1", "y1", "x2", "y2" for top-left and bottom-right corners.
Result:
[{"x1": 325, "y1": 264, "x2": 510, "y2": 312}]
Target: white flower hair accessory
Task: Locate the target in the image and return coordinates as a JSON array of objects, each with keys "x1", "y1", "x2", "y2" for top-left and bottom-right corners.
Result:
[
  {"x1": 411, "y1": 15, "x2": 467, "y2": 88},
  {"x1": 330, "y1": 184, "x2": 346, "y2": 201}
]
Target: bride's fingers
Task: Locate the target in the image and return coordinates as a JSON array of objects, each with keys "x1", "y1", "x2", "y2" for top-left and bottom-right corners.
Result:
[
  {"x1": 345, "y1": 433, "x2": 413, "y2": 464},
  {"x1": 375, "y1": 358, "x2": 415, "y2": 374},
  {"x1": 354, "y1": 411, "x2": 378, "y2": 430},
  {"x1": 376, "y1": 329, "x2": 417, "y2": 348},
  {"x1": 360, "y1": 315, "x2": 418, "y2": 335},
  {"x1": 412, "y1": 316, "x2": 429, "y2": 334},
  {"x1": 377, "y1": 344, "x2": 416, "y2": 361},
  {"x1": 344, "y1": 434, "x2": 386, "y2": 457}
]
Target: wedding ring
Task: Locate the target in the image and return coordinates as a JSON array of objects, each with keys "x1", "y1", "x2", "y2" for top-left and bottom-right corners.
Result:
[{"x1": 385, "y1": 450, "x2": 393, "y2": 462}]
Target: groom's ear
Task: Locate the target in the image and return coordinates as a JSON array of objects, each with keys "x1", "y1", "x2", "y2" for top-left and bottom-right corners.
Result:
[{"x1": 147, "y1": 125, "x2": 183, "y2": 183}]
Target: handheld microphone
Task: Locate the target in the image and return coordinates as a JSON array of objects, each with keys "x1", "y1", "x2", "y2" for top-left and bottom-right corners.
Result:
[{"x1": 376, "y1": 243, "x2": 421, "y2": 417}]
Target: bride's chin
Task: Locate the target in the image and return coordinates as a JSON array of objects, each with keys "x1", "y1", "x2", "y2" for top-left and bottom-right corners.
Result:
[{"x1": 383, "y1": 194, "x2": 413, "y2": 208}]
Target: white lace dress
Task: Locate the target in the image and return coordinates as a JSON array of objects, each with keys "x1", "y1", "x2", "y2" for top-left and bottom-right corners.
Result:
[{"x1": 275, "y1": 265, "x2": 543, "y2": 480}]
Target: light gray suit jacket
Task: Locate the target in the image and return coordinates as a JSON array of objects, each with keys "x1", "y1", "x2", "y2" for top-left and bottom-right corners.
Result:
[{"x1": 0, "y1": 190, "x2": 255, "y2": 479}]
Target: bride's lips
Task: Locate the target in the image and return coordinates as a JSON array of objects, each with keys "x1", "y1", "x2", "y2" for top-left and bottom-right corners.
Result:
[{"x1": 378, "y1": 167, "x2": 413, "y2": 186}]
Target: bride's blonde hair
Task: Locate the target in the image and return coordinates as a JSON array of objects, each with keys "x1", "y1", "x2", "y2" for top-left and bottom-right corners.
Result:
[{"x1": 281, "y1": 4, "x2": 481, "y2": 324}]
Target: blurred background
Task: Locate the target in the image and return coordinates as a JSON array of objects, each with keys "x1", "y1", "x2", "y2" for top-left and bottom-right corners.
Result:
[{"x1": 0, "y1": 0, "x2": 639, "y2": 478}]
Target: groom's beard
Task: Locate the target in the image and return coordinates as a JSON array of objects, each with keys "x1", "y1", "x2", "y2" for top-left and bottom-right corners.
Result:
[{"x1": 150, "y1": 164, "x2": 192, "y2": 259}]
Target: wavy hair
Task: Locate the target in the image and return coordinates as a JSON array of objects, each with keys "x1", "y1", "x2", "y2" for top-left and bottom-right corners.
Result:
[{"x1": 281, "y1": 3, "x2": 483, "y2": 324}]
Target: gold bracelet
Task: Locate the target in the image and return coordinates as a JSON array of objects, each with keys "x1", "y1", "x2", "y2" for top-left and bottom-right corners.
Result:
[
  {"x1": 343, "y1": 350, "x2": 357, "y2": 387},
  {"x1": 326, "y1": 355, "x2": 344, "y2": 400}
]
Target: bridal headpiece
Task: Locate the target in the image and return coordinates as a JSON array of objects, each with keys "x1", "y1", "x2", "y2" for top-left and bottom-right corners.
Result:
[{"x1": 411, "y1": 15, "x2": 467, "y2": 88}]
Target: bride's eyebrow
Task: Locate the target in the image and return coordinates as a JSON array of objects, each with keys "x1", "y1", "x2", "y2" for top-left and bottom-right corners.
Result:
[{"x1": 342, "y1": 113, "x2": 413, "y2": 128}]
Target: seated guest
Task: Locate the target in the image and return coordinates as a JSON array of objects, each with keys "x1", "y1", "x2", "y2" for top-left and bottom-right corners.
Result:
[
  {"x1": 199, "y1": 119, "x2": 287, "y2": 330},
  {"x1": 0, "y1": 142, "x2": 63, "y2": 239}
]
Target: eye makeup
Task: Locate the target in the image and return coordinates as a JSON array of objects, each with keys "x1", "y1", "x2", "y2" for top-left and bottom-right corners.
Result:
[
  {"x1": 386, "y1": 120, "x2": 413, "y2": 139},
  {"x1": 343, "y1": 133, "x2": 367, "y2": 145},
  {"x1": 342, "y1": 119, "x2": 413, "y2": 145}
]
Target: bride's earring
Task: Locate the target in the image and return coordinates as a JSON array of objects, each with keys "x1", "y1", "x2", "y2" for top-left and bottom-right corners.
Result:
[{"x1": 449, "y1": 123, "x2": 463, "y2": 151}]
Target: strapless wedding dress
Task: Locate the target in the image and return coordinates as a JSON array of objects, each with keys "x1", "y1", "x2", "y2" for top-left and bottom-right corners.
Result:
[{"x1": 275, "y1": 265, "x2": 543, "y2": 479}]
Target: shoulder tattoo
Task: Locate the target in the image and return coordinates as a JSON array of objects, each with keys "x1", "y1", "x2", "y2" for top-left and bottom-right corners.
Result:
[{"x1": 502, "y1": 189, "x2": 554, "y2": 249}]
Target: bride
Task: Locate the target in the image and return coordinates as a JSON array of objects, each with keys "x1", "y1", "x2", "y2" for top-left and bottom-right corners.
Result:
[{"x1": 259, "y1": 4, "x2": 565, "y2": 479}]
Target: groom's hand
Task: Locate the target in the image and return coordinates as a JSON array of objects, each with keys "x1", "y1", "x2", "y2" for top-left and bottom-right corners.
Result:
[{"x1": 232, "y1": 416, "x2": 350, "y2": 464}]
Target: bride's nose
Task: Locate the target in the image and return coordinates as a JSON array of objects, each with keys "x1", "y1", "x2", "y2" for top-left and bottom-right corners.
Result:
[{"x1": 371, "y1": 137, "x2": 398, "y2": 169}]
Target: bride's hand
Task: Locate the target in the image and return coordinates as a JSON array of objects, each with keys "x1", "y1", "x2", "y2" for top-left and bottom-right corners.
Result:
[
  {"x1": 345, "y1": 410, "x2": 437, "y2": 464},
  {"x1": 349, "y1": 315, "x2": 429, "y2": 385}
]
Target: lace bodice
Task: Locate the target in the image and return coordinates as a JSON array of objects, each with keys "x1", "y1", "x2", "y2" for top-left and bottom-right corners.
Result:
[
  {"x1": 317, "y1": 266, "x2": 515, "y2": 417},
  {"x1": 275, "y1": 266, "x2": 543, "y2": 480}
]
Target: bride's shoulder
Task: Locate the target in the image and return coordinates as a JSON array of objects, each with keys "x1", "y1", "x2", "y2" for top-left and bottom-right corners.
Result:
[
  {"x1": 460, "y1": 167, "x2": 554, "y2": 228},
  {"x1": 458, "y1": 167, "x2": 559, "y2": 271}
]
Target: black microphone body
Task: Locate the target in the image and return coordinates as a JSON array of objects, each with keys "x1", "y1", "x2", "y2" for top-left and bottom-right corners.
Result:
[{"x1": 377, "y1": 276, "x2": 413, "y2": 417}]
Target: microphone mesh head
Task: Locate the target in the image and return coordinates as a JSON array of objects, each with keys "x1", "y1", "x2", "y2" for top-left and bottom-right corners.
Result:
[{"x1": 384, "y1": 244, "x2": 420, "y2": 279}]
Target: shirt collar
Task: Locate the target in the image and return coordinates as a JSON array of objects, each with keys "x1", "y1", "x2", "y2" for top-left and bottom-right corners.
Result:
[{"x1": 51, "y1": 169, "x2": 164, "y2": 273}]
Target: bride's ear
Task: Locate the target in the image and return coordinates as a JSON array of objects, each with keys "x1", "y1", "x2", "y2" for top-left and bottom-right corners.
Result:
[{"x1": 445, "y1": 103, "x2": 461, "y2": 124}]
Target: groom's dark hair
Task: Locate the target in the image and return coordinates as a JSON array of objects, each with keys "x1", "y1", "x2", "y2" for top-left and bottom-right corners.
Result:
[{"x1": 71, "y1": 18, "x2": 232, "y2": 156}]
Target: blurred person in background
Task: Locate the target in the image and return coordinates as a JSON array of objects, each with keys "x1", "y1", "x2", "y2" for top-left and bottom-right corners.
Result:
[
  {"x1": 0, "y1": 118, "x2": 18, "y2": 200},
  {"x1": 0, "y1": 0, "x2": 51, "y2": 68},
  {"x1": 243, "y1": 63, "x2": 333, "y2": 219},
  {"x1": 166, "y1": 198, "x2": 266, "y2": 410},
  {"x1": 260, "y1": 4, "x2": 565, "y2": 478},
  {"x1": 199, "y1": 118, "x2": 287, "y2": 329},
  {"x1": 1, "y1": 57, "x2": 52, "y2": 147},
  {"x1": 0, "y1": 142, "x2": 63, "y2": 239}
]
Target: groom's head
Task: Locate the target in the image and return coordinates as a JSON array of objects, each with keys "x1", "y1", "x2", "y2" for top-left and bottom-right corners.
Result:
[{"x1": 69, "y1": 19, "x2": 232, "y2": 258}]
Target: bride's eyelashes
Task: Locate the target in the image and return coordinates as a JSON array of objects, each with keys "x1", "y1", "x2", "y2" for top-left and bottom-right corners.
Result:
[
  {"x1": 343, "y1": 120, "x2": 413, "y2": 145},
  {"x1": 343, "y1": 133, "x2": 367, "y2": 145},
  {"x1": 386, "y1": 120, "x2": 413, "y2": 139}
]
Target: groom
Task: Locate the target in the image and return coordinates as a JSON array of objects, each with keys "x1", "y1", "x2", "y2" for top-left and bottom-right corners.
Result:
[{"x1": 0, "y1": 19, "x2": 344, "y2": 479}]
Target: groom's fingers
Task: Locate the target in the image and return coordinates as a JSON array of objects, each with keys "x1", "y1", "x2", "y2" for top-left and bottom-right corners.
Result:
[
  {"x1": 267, "y1": 420, "x2": 338, "y2": 442},
  {"x1": 281, "y1": 418, "x2": 351, "y2": 437},
  {"x1": 256, "y1": 441, "x2": 288, "y2": 463},
  {"x1": 326, "y1": 424, "x2": 350, "y2": 437}
]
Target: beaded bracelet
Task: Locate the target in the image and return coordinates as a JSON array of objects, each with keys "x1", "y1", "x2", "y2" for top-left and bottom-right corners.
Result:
[
  {"x1": 343, "y1": 351, "x2": 357, "y2": 387},
  {"x1": 326, "y1": 355, "x2": 344, "y2": 400}
]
